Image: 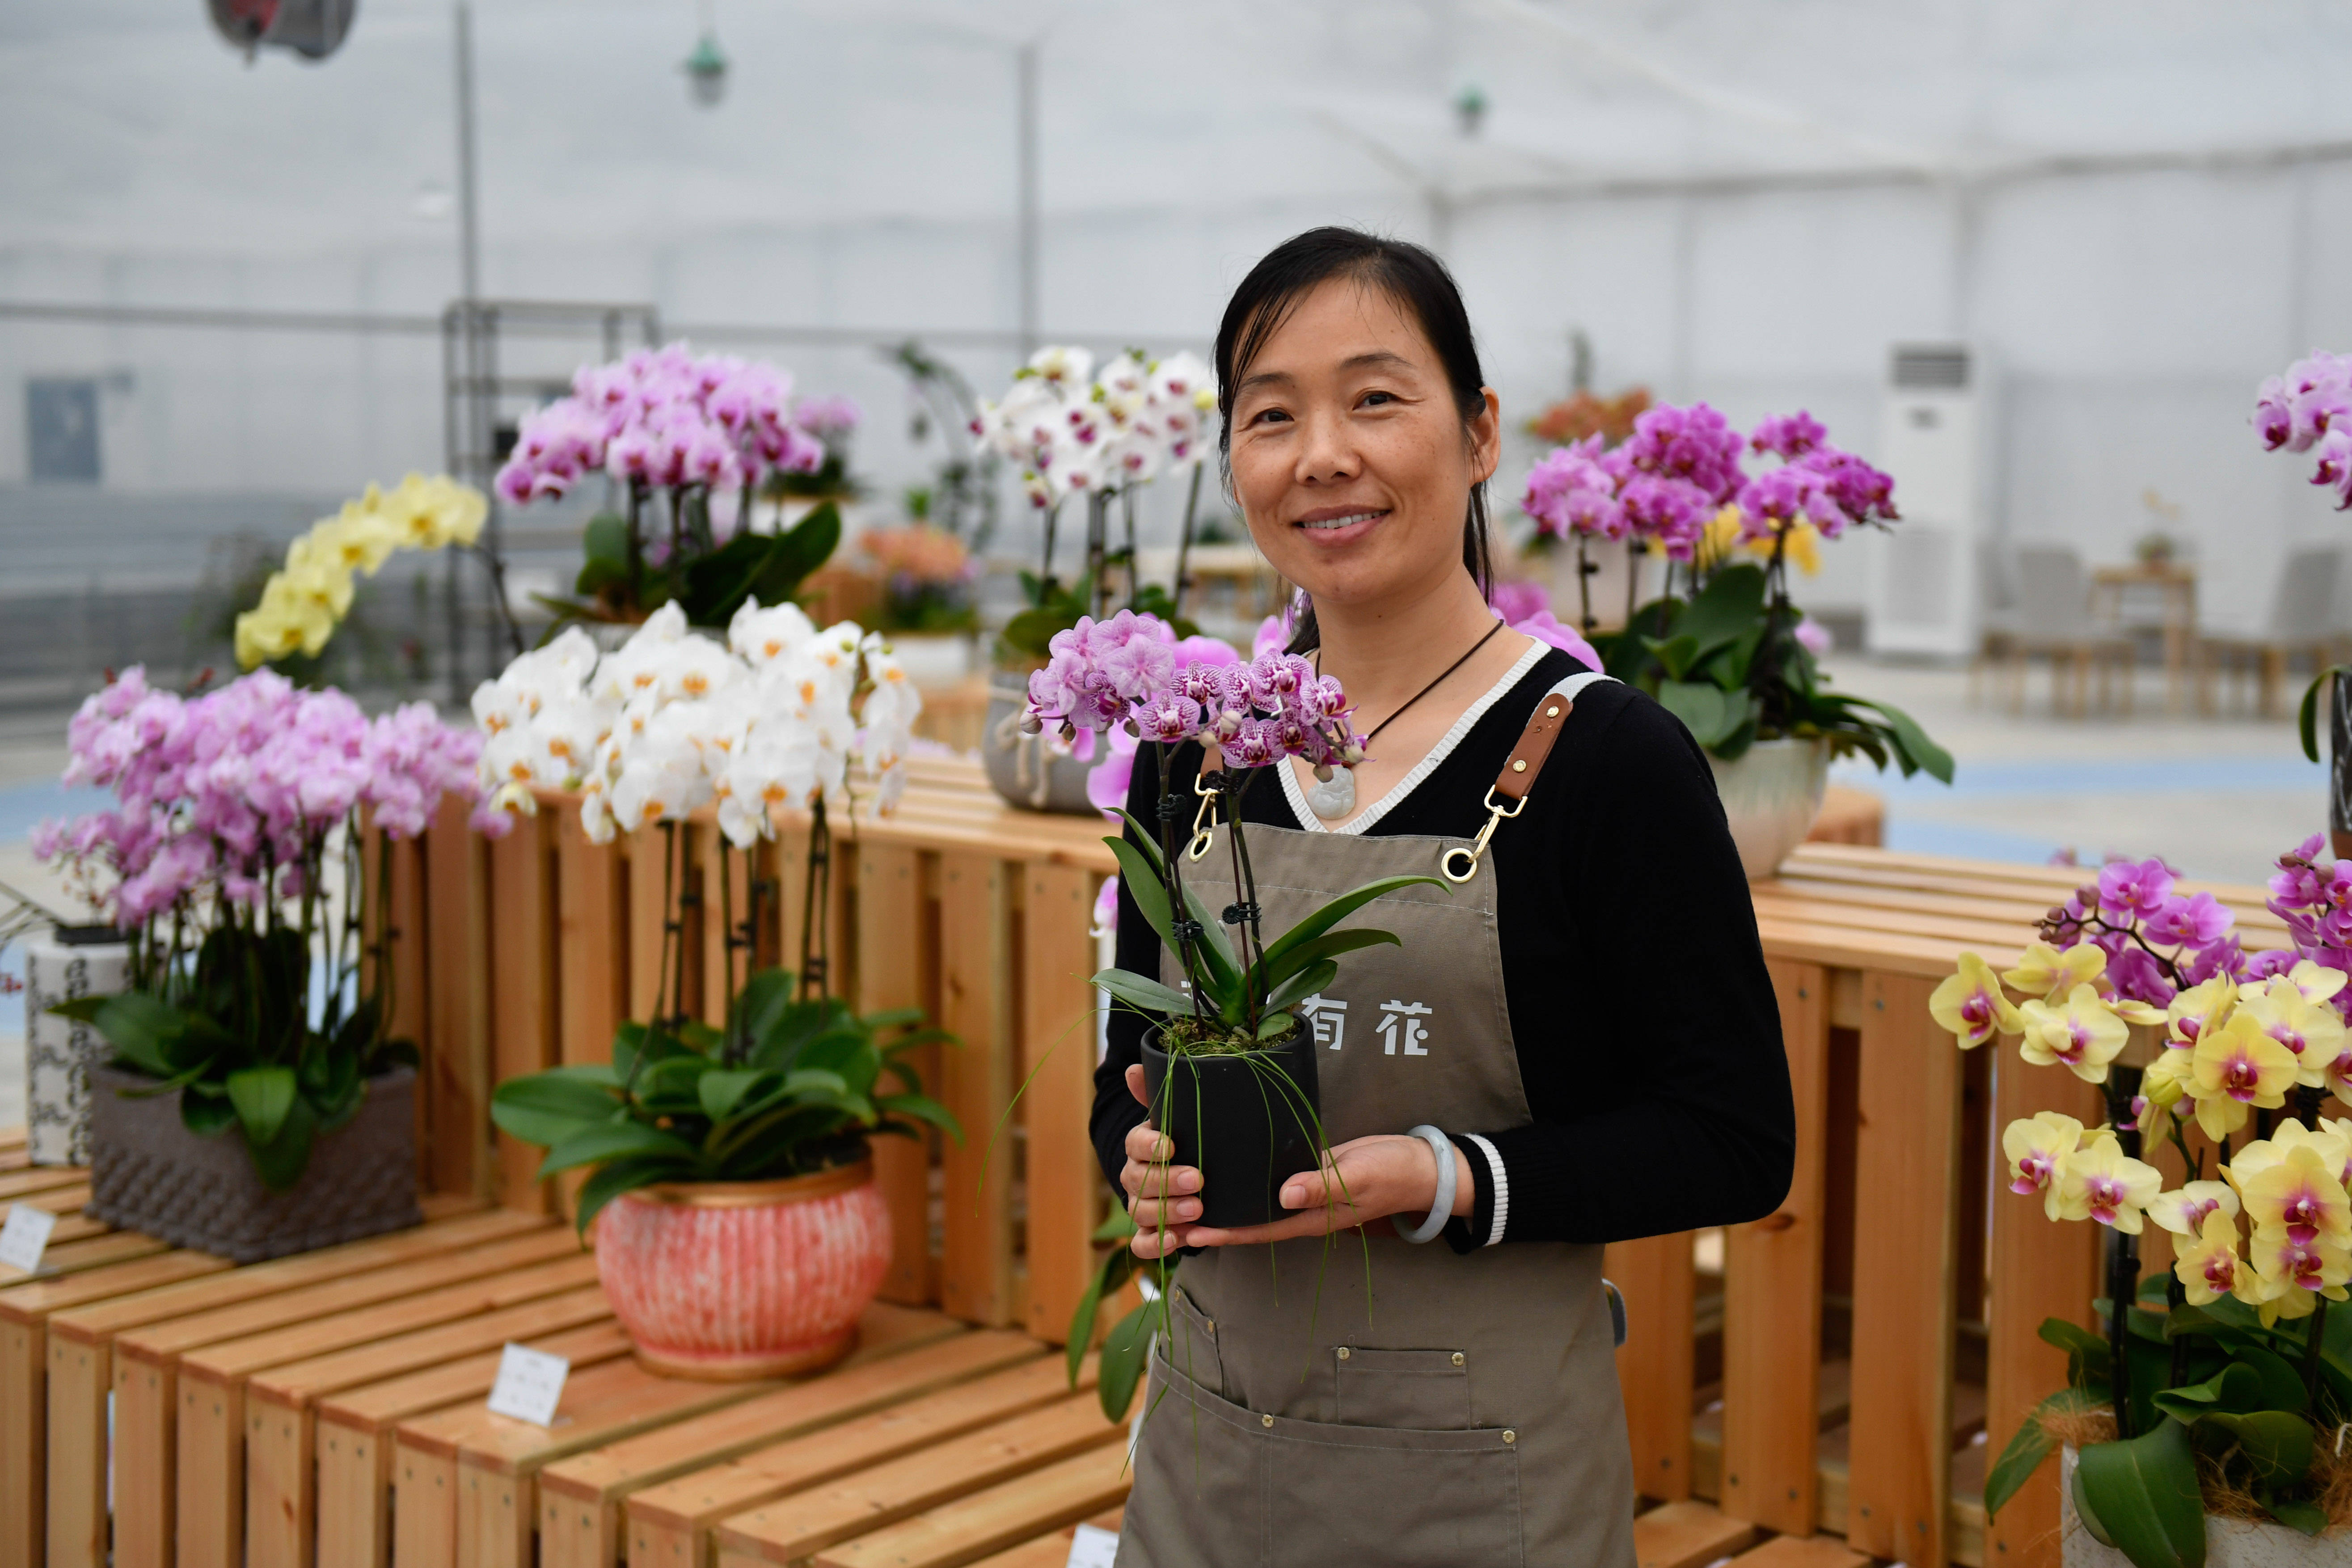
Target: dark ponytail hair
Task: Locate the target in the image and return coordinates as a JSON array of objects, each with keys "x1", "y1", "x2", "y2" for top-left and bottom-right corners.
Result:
[{"x1": 1213, "y1": 227, "x2": 1495, "y2": 654}]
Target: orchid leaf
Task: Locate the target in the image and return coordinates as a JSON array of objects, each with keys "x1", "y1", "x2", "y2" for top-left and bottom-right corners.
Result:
[
  {"x1": 225, "y1": 1065, "x2": 299, "y2": 1150},
  {"x1": 2073, "y1": 1419, "x2": 2207, "y2": 1568},
  {"x1": 535, "y1": 1120, "x2": 702, "y2": 1182},
  {"x1": 1984, "y1": 1387, "x2": 2100, "y2": 1519},
  {"x1": 1258, "y1": 929, "x2": 1399, "y2": 992},
  {"x1": 1098, "y1": 1299, "x2": 1155, "y2": 1422},
  {"x1": 1258, "y1": 875, "x2": 1447, "y2": 977},
  {"x1": 491, "y1": 1069, "x2": 623, "y2": 1146},
  {"x1": 2298, "y1": 669, "x2": 2348, "y2": 764},
  {"x1": 1657, "y1": 679, "x2": 1735, "y2": 745},
  {"x1": 1106, "y1": 837, "x2": 1174, "y2": 950},
  {"x1": 1092, "y1": 968, "x2": 1196, "y2": 1020},
  {"x1": 1266, "y1": 960, "x2": 1339, "y2": 1012},
  {"x1": 2191, "y1": 1409, "x2": 2314, "y2": 1490}
]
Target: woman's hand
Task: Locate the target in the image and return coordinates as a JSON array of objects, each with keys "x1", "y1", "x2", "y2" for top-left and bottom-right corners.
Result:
[{"x1": 1120, "y1": 1065, "x2": 1473, "y2": 1256}]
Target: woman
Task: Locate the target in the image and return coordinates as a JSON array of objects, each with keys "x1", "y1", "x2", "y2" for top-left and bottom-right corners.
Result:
[{"x1": 1093, "y1": 228, "x2": 1796, "y2": 1568}]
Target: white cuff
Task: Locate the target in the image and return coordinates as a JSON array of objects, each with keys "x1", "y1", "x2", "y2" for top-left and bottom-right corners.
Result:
[{"x1": 1460, "y1": 1133, "x2": 1508, "y2": 1247}]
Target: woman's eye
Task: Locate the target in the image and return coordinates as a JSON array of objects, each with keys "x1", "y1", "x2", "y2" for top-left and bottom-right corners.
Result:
[
  {"x1": 1361, "y1": 390, "x2": 1395, "y2": 407},
  {"x1": 1249, "y1": 406, "x2": 1291, "y2": 427}
]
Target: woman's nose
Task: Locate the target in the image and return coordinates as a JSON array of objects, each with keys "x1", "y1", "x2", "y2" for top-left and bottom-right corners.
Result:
[{"x1": 1293, "y1": 408, "x2": 1357, "y2": 485}]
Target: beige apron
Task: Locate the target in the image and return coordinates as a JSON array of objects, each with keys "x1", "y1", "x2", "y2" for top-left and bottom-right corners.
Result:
[{"x1": 1117, "y1": 673, "x2": 1637, "y2": 1568}]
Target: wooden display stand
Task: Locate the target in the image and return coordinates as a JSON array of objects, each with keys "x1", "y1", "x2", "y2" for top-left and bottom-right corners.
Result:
[{"x1": 4, "y1": 762, "x2": 2284, "y2": 1568}]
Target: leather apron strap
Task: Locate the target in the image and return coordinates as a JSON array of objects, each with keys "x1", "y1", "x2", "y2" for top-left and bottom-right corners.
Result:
[{"x1": 1439, "y1": 671, "x2": 1615, "y2": 885}]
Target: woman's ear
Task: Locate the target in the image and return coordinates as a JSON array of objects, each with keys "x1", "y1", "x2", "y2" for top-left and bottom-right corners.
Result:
[{"x1": 1468, "y1": 387, "x2": 1502, "y2": 485}]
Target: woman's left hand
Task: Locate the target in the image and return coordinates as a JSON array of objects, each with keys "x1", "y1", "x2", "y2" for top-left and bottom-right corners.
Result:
[{"x1": 1177, "y1": 1133, "x2": 1475, "y2": 1249}]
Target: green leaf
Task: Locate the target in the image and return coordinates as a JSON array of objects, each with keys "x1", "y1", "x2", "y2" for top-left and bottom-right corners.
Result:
[
  {"x1": 490, "y1": 1069, "x2": 622, "y2": 1148},
  {"x1": 570, "y1": 1153, "x2": 699, "y2": 1238},
  {"x1": 1256, "y1": 874, "x2": 1447, "y2": 981},
  {"x1": 225, "y1": 1065, "x2": 299, "y2": 1150},
  {"x1": 2299, "y1": 669, "x2": 2348, "y2": 765},
  {"x1": 1066, "y1": 1239, "x2": 1141, "y2": 1388},
  {"x1": 1985, "y1": 1387, "x2": 2101, "y2": 1519},
  {"x1": 1112, "y1": 810, "x2": 1169, "y2": 878},
  {"x1": 179, "y1": 1085, "x2": 239, "y2": 1138},
  {"x1": 1105, "y1": 838, "x2": 1174, "y2": 952},
  {"x1": 244, "y1": 1094, "x2": 321, "y2": 1192},
  {"x1": 1257, "y1": 928, "x2": 1400, "y2": 993},
  {"x1": 698, "y1": 1069, "x2": 768, "y2": 1122},
  {"x1": 1849, "y1": 696, "x2": 1955, "y2": 784},
  {"x1": 1092, "y1": 968, "x2": 1197, "y2": 1020},
  {"x1": 1644, "y1": 632, "x2": 1700, "y2": 682},
  {"x1": 2153, "y1": 1363, "x2": 2266, "y2": 1424},
  {"x1": 1265, "y1": 960, "x2": 1338, "y2": 1013},
  {"x1": 44, "y1": 994, "x2": 108, "y2": 1024},
  {"x1": 89, "y1": 992, "x2": 190, "y2": 1078},
  {"x1": 1673, "y1": 562, "x2": 1768, "y2": 655},
  {"x1": 1656, "y1": 680, "x2": 1735, "y2": 745},
  {"x1": 535, "y1": 1120, "x2": 704, "y2": 1182},
  {"x1": 2267, "y1": 1498, "x2": 2329, "y2": 1536},
  {"x1": 1256, "y1": 1010, "x2": 1296, "y2": 1040},
  {"x1": 875, "y1": 1093, "x2": 962, "y2": 1142},
  {"x1": 1175, "y1": 883, "x2": 1245, "y2": 1019},
  {"x1": 1098, "y1": 1300, "x2": 1154, "y2": 1423},
  {"x1": 2073, "y1": 1419, "x2": 2208, "y2": 1568},
  {"x1": 2040, "y1": 1316, "x2": 2114, "y2": 1390},
  {"x1": 582, "y1": 511, "x2": 629, "y2": 566},
  {"x1": 2192, "y1": 1409, "x2": 2314, "y2": 1490}
]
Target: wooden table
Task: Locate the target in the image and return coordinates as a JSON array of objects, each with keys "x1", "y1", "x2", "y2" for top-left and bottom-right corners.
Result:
[{"x1": 2091, "y1": 560, "x2": 2196, "y2": 711}]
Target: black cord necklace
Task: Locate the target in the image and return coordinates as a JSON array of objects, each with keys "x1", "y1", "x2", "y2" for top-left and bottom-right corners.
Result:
[{"x1": 1304, "y1": 619, "x2": 1506, "y2": 820}]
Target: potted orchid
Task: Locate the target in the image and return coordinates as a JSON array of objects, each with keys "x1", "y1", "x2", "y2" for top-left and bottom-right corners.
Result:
[
  {"x1": 479, "y1": 604, "x2": 959, "y2": 1379},
  {"x1": 1022, "y1": 610, "x2": 1437, "y2": 1233},
  {"x1": 1523, "y1": 403, "x2": 1951, "y2": 878},
  {"x1": 1936, "y1": 843, "x2": 2352, "y2": 1564},
  {"x1": 36, "y1": 668, "x2": 482, "y2": 1262},
  {"x1": 2252, "y1": 352, "x2": 2352, "y2": 860},
  {"x1": 493, "y1": 343, "x2": 846, "y2": 638},
  {"x1": 971, "y1": 347, "x2": 1219, "y2": 813},
  {"x1": 858, "y1": 520, "x2": 980, "y2": 685}
]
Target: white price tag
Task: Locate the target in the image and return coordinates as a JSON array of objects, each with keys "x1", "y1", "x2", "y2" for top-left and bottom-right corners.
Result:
[
  {"x1": 0, "y1": 1204, "x2": 58, "y2": 1275},
  {"x1": 485, "y1": 1343, "x2": 569, "y2": 1427},
  {"x1": 1064, "y1": 1522, "x2": 1119, "y2": 1568}
]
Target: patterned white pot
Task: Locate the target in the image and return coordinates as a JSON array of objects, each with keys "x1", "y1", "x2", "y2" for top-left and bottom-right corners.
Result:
[
  {"x1": 2060, "y1": 1446, "x2": 2343, "y2": 1565},
  {"x1": 1706, "y1": 737, "x2": 1829, "y2": 881},
  {"x1": 22, "y1": 929, "x2": 131, "y2": 1166}
]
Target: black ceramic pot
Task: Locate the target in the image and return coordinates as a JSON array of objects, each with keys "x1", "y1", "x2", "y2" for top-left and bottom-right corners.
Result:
[{"x1": 1140, "y1": 1025, "x2": 1322, "y2": 1230}]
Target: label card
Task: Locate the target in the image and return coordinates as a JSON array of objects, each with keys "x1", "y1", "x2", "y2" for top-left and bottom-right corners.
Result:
[
  {"x1": 0, "y1": 1204, "x2": 57, "y2": 1275},
  {"x1": 1065, "y1": 1522, "x2": 1119, "y2": 1568},
  {"x1": 485, "y1": 1342, "x2": 570, "y2": 1426}
]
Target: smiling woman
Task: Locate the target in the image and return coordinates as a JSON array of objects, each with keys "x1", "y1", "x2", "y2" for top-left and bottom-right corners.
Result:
[{"x1": 1093, "y1": 228, "x2": 1795, "y2": 1568}]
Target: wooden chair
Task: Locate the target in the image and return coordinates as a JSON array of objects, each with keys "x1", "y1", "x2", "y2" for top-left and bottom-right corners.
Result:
[
  {"x1": 2195, "y1": 545, "x2": 2347, "y2": 718},
  {"x1": 1968, "y1": 540, "x2": 2021, "y2": 705},
  {"x1": 2000, "y1": 545, "x2": 2137, "y2": 718}
]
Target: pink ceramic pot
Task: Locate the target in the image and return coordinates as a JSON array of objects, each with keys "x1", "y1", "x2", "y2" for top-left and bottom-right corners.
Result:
[{"x1": 592, "y1": 1161, "x2": 890, "y2": 1379}]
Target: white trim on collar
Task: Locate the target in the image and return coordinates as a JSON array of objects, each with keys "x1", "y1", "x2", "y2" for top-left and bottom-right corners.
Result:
[{"x1": 1277, "y1": 640, "x2": 1552, "y2": 836}]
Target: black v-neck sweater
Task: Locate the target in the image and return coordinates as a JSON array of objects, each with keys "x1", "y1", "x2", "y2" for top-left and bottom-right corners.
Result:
[{"x1": 1089, "y1": 649, "x2": 1796, "y2": 1246}]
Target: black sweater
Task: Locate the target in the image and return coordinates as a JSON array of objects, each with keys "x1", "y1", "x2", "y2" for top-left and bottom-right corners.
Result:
[{"x1": 1089, "y1": 649, "x2": 1796, "y2": 1247}]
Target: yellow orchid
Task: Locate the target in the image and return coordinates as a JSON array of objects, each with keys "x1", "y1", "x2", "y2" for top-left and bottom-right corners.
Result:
[
  {"x1": 2003, "y1": 942, "x2": 2107, "y2": 1002},
  {"x1": 2166, "y1": 976, "x2": 2237, "y2": 1048},
  {"x1": 2232, "y1": 1257, "x2": 2316, "y2": 1324},
  {"x1": 1768, "y1": 520, "x2": 1822, "y2": 575},
  {"x1": 379, "y1": 472, "x2": 487, "y2": 550},
  {"x1": 1930, "y1": 953, "x2": 2023, "y2": 1049},
  {"x1": 2281, "y1": 959, "x2": 2349, "y2": 1007},
  {"x1": 2234, "y1": 1141, "x2": 2352, "y2": 1247},
  {"x1": 2242, "y1": 1226, "x2": 2351, "y2": 1325},
  {"x1": 2188, "y1": 1012, "x2": 2300, "y2": 1140},
  {"x1": 2137, "y1": 1048, "x2": 2194, "y2": 1134},
  {"x1": 2002, "y1": 1112, "x2": 2086, "y2": 1219},
  {"x1": 2052, "y1": 1133, "x2": 2163, "y2": 1232},
  {"x1": 2175, "y1": 1209, "x2": 2246, "y2": 1306},
  {"x1": 235, "y1": 474, "x2": 486, "y2": 669},
  {"x1": 2016, "y1": 984, "x2": 2130, "y2": 1082},
  {"x1": 2146, "y1": 1179, "x2": 2241, "y2": 1237},
  {"x1": 1696, "y1": 507, "x2": 1743, "y2": 570},
  {"x1": 2240, "y1": 976, "x2": 2347, "y2": 1090}
]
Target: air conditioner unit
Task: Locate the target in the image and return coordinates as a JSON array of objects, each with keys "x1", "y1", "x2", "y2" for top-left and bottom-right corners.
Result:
[{"x1": 1866, "y1": 343, "x2": 1986, "y2": 658}]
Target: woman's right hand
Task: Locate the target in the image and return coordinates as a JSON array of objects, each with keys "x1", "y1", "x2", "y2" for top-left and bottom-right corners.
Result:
[{"x1": 1120, "y1": 1063, "x2": 1204, "y2": 1258}]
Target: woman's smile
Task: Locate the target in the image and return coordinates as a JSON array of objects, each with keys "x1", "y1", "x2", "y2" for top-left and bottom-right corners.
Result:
[{"x1": 1292, "y1": 504, "x2": 1389, "y2": 544}]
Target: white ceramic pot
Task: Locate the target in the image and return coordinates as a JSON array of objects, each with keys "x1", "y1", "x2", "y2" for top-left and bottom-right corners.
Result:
[
  {"x1": 882, "y1": 632, "x2": 974, "y2": 687},
  {"x1": 23, "y1": 928, "x2": 131, "y2": 1166},
  {"x1": 1706, "y1": 736, "x2": 1829, "y2": 881},
  {"x1": 2061, "y1": 1446, "x2": 2342, "y2": 1565}
]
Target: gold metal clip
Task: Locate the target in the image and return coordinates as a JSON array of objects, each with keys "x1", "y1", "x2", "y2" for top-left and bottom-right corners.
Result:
[
  {"x1": 1440, "y1": 786, "x2": 1525, "y2": 884},
  {"x1": 1187, "y1": 773, "x2": 1220, "y2": 861}
]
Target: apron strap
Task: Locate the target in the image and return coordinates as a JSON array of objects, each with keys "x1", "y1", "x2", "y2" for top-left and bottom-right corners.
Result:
[{"x1": 1440, "y1": 670, "x2": 1617, "y2": 884}]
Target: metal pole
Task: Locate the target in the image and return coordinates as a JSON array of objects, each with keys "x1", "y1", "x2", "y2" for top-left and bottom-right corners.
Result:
[
  {"x1": 454, "y1": 1, "x2": 482, "y2": 309},
  {"x1": 1015, "y1": 40, "x2": 1039, "y2": 359}
]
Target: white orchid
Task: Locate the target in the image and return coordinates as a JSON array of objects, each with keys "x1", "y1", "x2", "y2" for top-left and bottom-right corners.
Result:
[
  {"x1": 477, "y1": 596, "x2": 921, "y2": 847},
  {"x1": 977, "y1": 345, "x2": 1219, "y2": 506}
]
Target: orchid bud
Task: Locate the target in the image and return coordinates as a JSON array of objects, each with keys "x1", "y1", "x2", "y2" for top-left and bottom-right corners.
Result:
[
  {"x1": 1059, "y1": 720, "x2": 1077, "y2": 743},
  {"x1": 1313, "y1": 765, "x2": 1333, "y2": 783},
  {"x1": 1217, "y1": 710, "x2": 1243, "y2": 740},
  {"x1": 1019, "y1": 712, "x2": 1044, "y2": 735},
  {"x1": 1341, "y1": 743, "x2": 1365, "y2": 765},
  {"x1": 1123, "y1": 718, "x2": 1140, "y2": 738}
]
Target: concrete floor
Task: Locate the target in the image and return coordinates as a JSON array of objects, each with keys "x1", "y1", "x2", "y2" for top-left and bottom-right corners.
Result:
[{"x1": 0, "y1": 655, "x2": 2330, "y2": 1131}]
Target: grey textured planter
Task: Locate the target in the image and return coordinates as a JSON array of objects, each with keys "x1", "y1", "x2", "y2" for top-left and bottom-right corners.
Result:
[
  {"x1": 86, "y1": 1063, "x2": 422, "y2": 1263},
  {"x1": 980, "y1": 676, "x2": 1100, "y2": 815}
]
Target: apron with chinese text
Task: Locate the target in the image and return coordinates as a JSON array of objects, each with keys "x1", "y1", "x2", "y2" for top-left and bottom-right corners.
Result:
[{"x1": 1116, "y1": 672, "x2": 1635, "y2": 1568}]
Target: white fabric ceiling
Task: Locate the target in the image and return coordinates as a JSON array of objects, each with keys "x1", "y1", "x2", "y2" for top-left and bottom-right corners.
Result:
[{"x1": 8, "y1": 0, "x2": 2352, "y2": 625}]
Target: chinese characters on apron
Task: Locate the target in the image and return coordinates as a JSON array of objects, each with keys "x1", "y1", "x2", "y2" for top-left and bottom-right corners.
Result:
[{"x1": 1119, "y1": 673, "x2": 1637, "y2": 1568}]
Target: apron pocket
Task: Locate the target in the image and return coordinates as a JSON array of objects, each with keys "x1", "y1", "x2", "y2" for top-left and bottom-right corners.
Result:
[
  {"x1": 1125, "y1": 1349, "x2": 1524, "y2": 1568},
  {"x1": 1164, "y1": 1285, "x2": 1227, "y2": 1399},
  {"x1": 1332, "y1": 1347, "x2": 1477, "y2": 1430}
]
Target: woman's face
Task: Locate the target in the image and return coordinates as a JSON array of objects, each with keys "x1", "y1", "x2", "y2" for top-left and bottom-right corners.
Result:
[{"x1": 1226, "y1": 278, "x2": 1499, "y2": 612}]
